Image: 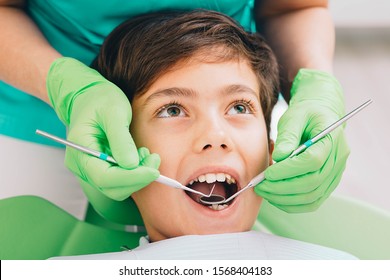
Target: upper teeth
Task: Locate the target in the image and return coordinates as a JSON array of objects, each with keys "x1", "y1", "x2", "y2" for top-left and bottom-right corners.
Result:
[{"x1": 189, "y1": 173, "x2": 236, "y2": 185}]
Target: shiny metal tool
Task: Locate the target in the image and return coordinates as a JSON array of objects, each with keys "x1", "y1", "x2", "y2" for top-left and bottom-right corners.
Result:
[{"x1": 35, "y1": 129, "x2": 215, "y2": 198}]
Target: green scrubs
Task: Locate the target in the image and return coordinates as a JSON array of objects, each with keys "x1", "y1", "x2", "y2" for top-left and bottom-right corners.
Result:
[{"x1": 0, "y1": 0, "x2": 256, "y2": 147}]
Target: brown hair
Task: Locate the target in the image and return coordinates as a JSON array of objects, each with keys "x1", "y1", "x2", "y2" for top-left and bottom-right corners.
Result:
[{"x1": 92, "y1": 9, "x2": 279, "y2": 135}]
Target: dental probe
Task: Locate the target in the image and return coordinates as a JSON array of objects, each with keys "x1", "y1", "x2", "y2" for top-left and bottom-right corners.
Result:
[
  {"x1": 288, "y1": 99, "x2": 373, "y2": 158},
  {"x1": 200, "y1": 99, "x2": 373, "y2": 205},
  {"x1": 35, "y1": 129, "x2": 214, "y2": 198}
]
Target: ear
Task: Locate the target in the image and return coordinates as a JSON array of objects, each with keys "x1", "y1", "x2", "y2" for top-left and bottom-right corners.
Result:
[{"x1": 268, "y1": 139, "x2": 274, "y2": 166}]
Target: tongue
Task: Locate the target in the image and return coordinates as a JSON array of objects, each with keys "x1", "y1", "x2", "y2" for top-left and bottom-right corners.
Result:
[{"x1": 187, "y1": 182, "x2": 226, "y2": 202}]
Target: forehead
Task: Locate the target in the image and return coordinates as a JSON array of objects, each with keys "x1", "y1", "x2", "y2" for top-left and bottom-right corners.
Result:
[
  {"x1": 134, "y1": 60, "x2": 261, "y2": 109},
  {"x1": 154, "y1": 48, "x2": 259, "y2": 87},
  {"x1": 175, "y1": 46, "x2": 251, "y2": 70},
  {"x1": 130, "y1": 44, "x2": 260, "y2": 101}
]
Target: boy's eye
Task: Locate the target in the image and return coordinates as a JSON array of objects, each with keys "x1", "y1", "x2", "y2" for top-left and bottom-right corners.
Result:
[
  {"x1": 232, "y1": 104, "x2": 247, "y2": 114},
  {"x1": 227, "y1": 101, "x2": 253, "y2": 115},
  {"x1": 157, "y1": 104, "x2": 185, "y2": 118}
]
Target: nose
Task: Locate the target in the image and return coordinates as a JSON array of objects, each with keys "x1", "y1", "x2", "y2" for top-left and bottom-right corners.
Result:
[{"x1": 193, "y1": 117, "x2": 233, "y2": 153}]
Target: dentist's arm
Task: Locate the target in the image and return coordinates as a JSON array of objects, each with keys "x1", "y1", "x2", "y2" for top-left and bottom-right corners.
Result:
[
  {"x1": 0, "y1": 1, "x2": 160, "y2": 202},
  {"x1": 0, "y1": 0, "x2": 59, "y2": 103},
  {"x1": 254, "y1": 0, "x2": 350, "y2": 212},
  {"x1": 255, "y1": 0, "x2": 334, "y2": 97}
]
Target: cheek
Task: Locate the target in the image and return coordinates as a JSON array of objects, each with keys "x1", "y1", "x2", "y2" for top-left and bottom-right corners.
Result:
[
  {"x1": 131, "y1": 121, "x2": 171, "y2": 157},
  {"x1": 130, "y1": 116, "x2": 152, "y2": 149},
  {"x1": 238, "y1": 122, "x2": 270, "y2": 172},
  {"x1": 132, "y1": 183, "x2": 171, "y2": 223},
  {"x1": 131, "y1": 118, "x2": 188, "y2": 178}
]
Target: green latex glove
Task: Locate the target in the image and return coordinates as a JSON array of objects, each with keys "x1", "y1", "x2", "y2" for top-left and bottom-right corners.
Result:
[
  {"x1": 47, "y1": 57, "x2": 160, "y2": 201},
  {"x1": 255, "y1": 69, "x2": 350, "y2": 213},
  {"x1": 79, "y1": 147, "x2": 160, "y2": 225}
]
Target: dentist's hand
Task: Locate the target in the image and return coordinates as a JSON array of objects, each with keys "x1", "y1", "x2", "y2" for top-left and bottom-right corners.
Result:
[
  {"x1": 255, "y1": 69, "x2": 350, "y2": 213},
  {"x1": 47, "y1": 57, "x2": 160, "y2": 201},
  {"x1": 78, "y1": 147, "x2": 160, "y2": 225}
]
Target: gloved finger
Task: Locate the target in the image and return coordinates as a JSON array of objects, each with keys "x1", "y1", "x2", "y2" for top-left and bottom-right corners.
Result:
[
  {"x1": 138, "y1": 147, "x2": 150, "y2": 160},
  {"x1": 268, "y1": 169, "x2": 344, "y2": 213},
  {"x1": 273, "y1": 109, "x2": 308, "y2": 162},
  {"x1": 256, "y1": 153, "x2": 336, "y2": 200},
  {"x1": 138, "y1": 147, "x2": 161, "y2": 169},
  {"x1": 256, "y1": 170, "x2": 322, "y2": 195},
  {"x1": 66, "y1": 123, "x2": 105, "y2": 150},
  {"x1": 256, "y1": 183, "x2": 323, "y2": 206},
  {"x1": 102, "y1": 105, "x2": 139, "y2": 169},
  {"x1": 265, "y1": 135, "x2": 332, "y2": 180},
  {"x1": 64, "y1": 146, "x2": 89, "y2": 180},
  {"x1": 141, "y1": 153, "x2": 161, "y2": 170},
  {"x1": 94, "y1": 169, "x2": 159, "y2": 201},
  {"x1": 256, "y1": 135, "x2": 347, "y2": 212},
  {"x1": 86, "y1": 157, "x2": 159, "y2": 188},
  {"x1": 74, "y1": 155, "x2": 158, "y2": 198},
  {"x1": 257, "y1": 167, "x2": 344, "y2": 213},
  {"x1": 100, "y1": 167, "x2": 157, "y2": 200},
  {"x1": 65, "y1": 142, "x2": 160, "y2": 198},
  {"x1": 257, "y1": 159, "x2": 337, "y2": 204}
]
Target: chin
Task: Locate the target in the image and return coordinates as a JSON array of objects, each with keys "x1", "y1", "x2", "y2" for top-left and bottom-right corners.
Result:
[
  {"x1": 137, "y1": 174, "x2": 263, "y2": 242},
  {"x1": 177, "y1": 190, "x2": 262, "y2": 236}
]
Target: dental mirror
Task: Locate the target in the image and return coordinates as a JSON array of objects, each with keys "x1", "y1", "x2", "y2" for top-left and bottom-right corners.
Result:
[
  {"x1": 200, "y1": 172, "x2": 266, "y2": 206},
  {"x1": 199, "y1": 194, "x2": 226, "y2": 204}
]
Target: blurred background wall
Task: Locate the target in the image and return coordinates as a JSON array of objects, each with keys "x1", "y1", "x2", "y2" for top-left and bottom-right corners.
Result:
[{"x1": 329, "y1": 0, "x2": 390, "y2": 211}]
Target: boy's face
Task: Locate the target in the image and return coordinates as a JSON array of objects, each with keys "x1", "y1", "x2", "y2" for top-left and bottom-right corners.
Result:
[{"x1": 131, "y1": 56, "x2": 272, "y2": 242}]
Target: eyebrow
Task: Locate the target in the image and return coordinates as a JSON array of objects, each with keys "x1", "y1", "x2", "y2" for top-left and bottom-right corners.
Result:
[
  {"x1": 143, "y1": 87, "x2": 197, "y2": 106},
  {"x1": 143, "y1": 84, "x2": 259, "y2": 106},
  {"x1": 223, "y1": 84, "x2": 259, "y2": 100}
]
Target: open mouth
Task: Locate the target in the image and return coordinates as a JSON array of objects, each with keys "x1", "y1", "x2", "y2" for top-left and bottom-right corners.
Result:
[{"x1": 185, "y1": 173, "x2": 239, "y2": 211}]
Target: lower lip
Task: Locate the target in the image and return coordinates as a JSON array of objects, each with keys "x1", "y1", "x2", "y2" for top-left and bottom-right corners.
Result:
[{"x1": 183, "y1": 190, "x2": 239, "y2": 217}]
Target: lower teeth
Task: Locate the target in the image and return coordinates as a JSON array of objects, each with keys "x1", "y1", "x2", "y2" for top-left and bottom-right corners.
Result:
[{"x1": 208, "y1": 203, "x2": 228, "y2": 211}]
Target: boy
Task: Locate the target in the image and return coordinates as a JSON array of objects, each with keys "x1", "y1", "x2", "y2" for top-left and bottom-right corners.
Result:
[
  {"x1": 68, "y1": 10, "x2": 355, "y2": 259},
  {"x1": 92, "y1": 9, "x2": 278, "y2": 242}
]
